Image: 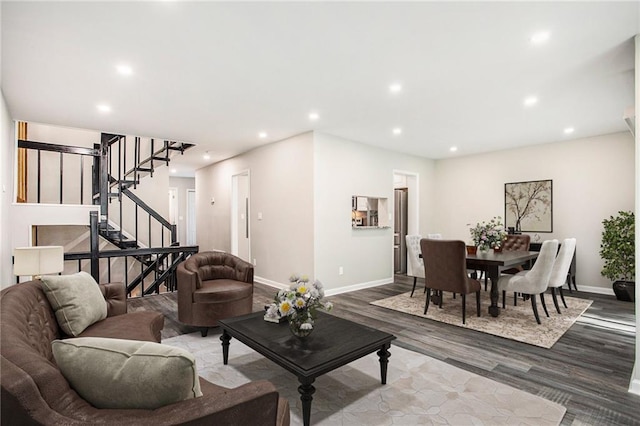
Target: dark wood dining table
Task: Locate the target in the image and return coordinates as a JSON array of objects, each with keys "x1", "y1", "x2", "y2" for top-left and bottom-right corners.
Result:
[{"x1": 465, "y1": 250, "x2": 539, "y2": 317}]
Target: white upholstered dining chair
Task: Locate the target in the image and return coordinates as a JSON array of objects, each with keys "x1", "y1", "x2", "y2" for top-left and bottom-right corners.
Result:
[
  {"x1": 496, "y1": 239, "x2": 559, "y2": 324},
  {"x1": 547, "y1": 238, "x2": 577, "y2": 314},
  {"x1": 406, "y1": 235, "x2": 424, "y2": 297}
]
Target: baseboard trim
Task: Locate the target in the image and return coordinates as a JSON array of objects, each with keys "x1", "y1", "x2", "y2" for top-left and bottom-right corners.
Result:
[
  {"x1": 576, "y1": 285, "x2": 615, "y2": 296},
  {"x1": 629, "y1": 364, "x2": 640, "y2": 395},
  {"x1": 254, "y1": 276, "x2": 289, "y2": 290},
  {"x1": 324, "y1": 277, "x2": 394, "y2": 296},
  {"x1": 254, "y1": 275, "x2": 395, "y2": 297}
]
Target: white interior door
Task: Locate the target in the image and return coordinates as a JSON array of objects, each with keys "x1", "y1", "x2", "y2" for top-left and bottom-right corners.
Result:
[
  {"x1": 231, "y1": 171, "x2": 250, "y2": 262},
  {"x1": 186, "y1": 189, "x2": 196, "y2": 245}
]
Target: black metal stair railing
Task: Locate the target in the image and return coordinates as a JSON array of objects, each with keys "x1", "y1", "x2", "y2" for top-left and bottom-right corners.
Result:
[{"x1": 17, "y1": 130, "x2": 197, "y2": 297}]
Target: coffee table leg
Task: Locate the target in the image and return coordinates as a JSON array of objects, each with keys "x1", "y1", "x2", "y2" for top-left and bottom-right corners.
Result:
[
  {"x1": 220, "y1": 330, "x2": 231, "y2": 365},
  {"x1": 297, "y1": 377, "x2": 316, "y2": 426},
  {"x1": 377, "y1": 343, "x2": 391, "y2": 384}
]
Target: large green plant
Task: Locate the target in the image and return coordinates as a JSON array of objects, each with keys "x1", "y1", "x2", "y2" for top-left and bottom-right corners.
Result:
[{"x1": 600, "y1": 210, "x2": 635, "y2": 281}]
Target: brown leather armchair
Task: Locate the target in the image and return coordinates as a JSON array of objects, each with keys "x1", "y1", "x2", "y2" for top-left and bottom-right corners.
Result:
[
  {"x1": 177, "y1": 251, "x2": 254, "y2": 337},
  {"x1": 420, "y1": 239, "x2": 481, "y2": 324}
]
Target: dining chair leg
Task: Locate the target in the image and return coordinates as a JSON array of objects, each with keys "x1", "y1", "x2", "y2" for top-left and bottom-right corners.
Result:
[
  {"x1": 530, "y1": 294, "x2": 541, "y2": 324},
  {"x1": 565, "y1": 273, "x2": 573, "y2": 293},
  {"x1": 559, "y1": 287, "x2": 568, "y2": 308},
  {"x1": 462, "y1": 293, "x2": 466, "y2": 324},
  {"x1": 514, "y1": 292, "x2": 518, "y2": 306},
  {"x1": 476, "y1": 291, "x2": 481, "y2": 317},
  {"x1": 550, "y1": 288, "x2": 561, "y2": 314},
  {"x1": 439, "y1": 290, "x2": 443, "y2": 309},
  {"x1": 410, "y1": 277, "x2": 417, "y2": 297},
  {"x1": 540, "y1": 293, "x2": 549, "y2": 317},
  {"x1": 453, "y1": 293, "x2": 456, "y2": 299},
  {"x1": 502, "y1": 290, "x2": 506, "y2": 308},
  {"x1": 424, "y1": 288, "x2": 431, "y2": 314}
]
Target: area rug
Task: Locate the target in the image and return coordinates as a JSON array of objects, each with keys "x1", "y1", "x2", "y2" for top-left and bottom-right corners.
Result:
[
  {"x1": 164, "y1": 331, "x2": 566, "y2": 426},
  {"x1": 371, "y1": 291, "x2": 592, "y2": 348}
]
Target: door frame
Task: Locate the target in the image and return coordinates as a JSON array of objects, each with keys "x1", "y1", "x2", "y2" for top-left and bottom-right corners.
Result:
[
  {"x1": 186, "y1": 188, "x2": 196, "y2": 245},
  {"x1": 392, "y1": 170, "x2": 420, "y2": 276}
]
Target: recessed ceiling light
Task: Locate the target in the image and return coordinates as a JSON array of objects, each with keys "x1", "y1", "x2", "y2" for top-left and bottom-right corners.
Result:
[
  {"x1": 258, "y1": 132, "x2": 267, "y2": 139},
  {"x1": 392, "y1": 127, "x2": 402, "y2": 135},
  {"x1": 203, "y1": 152, "x2": 210, "y2": 160},
  {"x1": 530, "y1": 31, "x2": 551, "y2": 45},
  {"x1": 170, "y1": 168, "x2": 177, "y2": 173},
  {"x1": 96, "y1": 104, "x2": 111, "y2": 113},
  {"x1": 564, "y1": 127, "x2": 575, "y2": 134},
  {"x1": 449, "y1": 146, "x2": 458, "y2": 152},
  {"x1": 309, "y1": 112, "x2": 319, "y2": 121},
  {"x1": 116, "y1": 64, "x2": 133, "y2": 76},
  {"x1": 389, "y1": 83, "x2": 402, "y2": 94},
  {"x1": 523, "y1": 96, "x2": 538, "y2": 107}
]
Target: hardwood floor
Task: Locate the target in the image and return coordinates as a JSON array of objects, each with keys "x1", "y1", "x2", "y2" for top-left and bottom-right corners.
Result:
[{"x1": 128, "y1": 276, "x2": 639, "y2": 425}]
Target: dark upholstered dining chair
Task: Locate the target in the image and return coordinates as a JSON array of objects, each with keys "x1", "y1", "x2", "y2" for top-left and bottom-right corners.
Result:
[
  {"x1": 500, "y1": 234, "x2": 532, "y2": 276},
  {"x1": 420, "y1": 239, "x2": 481, "y2": 324}
]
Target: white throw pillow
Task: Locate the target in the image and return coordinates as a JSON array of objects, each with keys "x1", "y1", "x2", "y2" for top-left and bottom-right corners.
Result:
[
  {"x1": 40, "y1": 271, "x2": 108, "y2": 336},
  {"x1": 52, "y1": 337, "x2": 202, "y2": 409}
]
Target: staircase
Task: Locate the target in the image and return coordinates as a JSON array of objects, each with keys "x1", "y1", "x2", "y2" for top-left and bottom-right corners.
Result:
[{"x1": 91, "y1": 132, "x2": 195, "y2": 295}]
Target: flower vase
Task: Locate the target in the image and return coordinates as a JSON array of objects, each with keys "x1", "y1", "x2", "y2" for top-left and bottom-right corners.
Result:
[
  {"x1": 288, "y1": 312, "x2": 313, "y2": 338},
  {"x1": 478, "y1": 245, "x2": 489, "y2": 253}
]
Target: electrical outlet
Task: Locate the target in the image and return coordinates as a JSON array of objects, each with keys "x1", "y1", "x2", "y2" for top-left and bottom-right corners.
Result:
[{"x1": 339, "y1": 266, "x2": 343, "y2": 275}]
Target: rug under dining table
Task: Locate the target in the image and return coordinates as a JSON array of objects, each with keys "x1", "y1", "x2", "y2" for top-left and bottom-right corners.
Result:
[{"x1": 371, "y1": 290, "x2": 592, "y2": 348}]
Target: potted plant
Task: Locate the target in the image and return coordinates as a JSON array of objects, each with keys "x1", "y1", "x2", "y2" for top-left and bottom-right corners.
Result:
[{"x1": 600, "y1": 210, "x2": 635, "y2": 302}]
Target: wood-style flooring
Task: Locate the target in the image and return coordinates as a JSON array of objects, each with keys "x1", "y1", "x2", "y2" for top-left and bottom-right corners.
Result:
[{"x1": 128, "y1": 276, "x2": 639, "y2": 425}]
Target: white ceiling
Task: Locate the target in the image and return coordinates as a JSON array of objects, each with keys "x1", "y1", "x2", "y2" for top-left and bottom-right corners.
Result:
[{"x1": 2, "y1": 2, "x2": 638, "y2": 176}]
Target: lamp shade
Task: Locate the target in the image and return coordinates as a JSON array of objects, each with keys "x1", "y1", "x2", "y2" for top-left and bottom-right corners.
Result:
[{"x1": 13, "y1": 246, "x2": 64, "y2": 276}]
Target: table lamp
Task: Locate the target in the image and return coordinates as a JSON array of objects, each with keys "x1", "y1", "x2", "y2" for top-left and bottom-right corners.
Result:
[{"x1": 13, "y1": 246, "x2": 64, "y2": 279}]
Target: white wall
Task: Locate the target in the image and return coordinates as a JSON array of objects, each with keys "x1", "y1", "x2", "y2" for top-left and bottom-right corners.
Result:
[
  {"x1": 1, "y1": 92, "x2": 14, "y2": 288},
  {"x1": 196, "y1": 132, "x2": 315, "y2": 285},
  {"x1": 434, "y1": 132, "x2": 635, "y2": 294},
  {"x1": 169, "y1": 176, "x2": 195, "y2": 245},
  {"x1": 313, "y1": 132, "x2": 437, "y2": 293}
]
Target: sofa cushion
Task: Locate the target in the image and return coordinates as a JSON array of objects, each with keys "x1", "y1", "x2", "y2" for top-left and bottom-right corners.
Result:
[
  {"x1": 194, "y1": 279, "x2": 253, "y2": 303},
  {"x1": 77, "y1": 310, "x2": 164, "y2": 343},
  {"x1": 41, "y1": 272, "x2": 108, "y2": 336},
  {"x1": 52, "y1": 337, "x2": 202, "y2": 410}
]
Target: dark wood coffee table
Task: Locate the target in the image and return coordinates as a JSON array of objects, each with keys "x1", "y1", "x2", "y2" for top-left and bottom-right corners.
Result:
[{"x1": 219, "y1": 311, "x2": 396, "y2": 426}]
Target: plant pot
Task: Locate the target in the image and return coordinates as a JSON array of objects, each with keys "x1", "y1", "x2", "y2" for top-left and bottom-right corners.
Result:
[
  {"x1": 613, "y1": 280, "x2": 635, "y2": 302},
  {"x1": 466, "y1": 246, "x2": 477, "y2": 255}
]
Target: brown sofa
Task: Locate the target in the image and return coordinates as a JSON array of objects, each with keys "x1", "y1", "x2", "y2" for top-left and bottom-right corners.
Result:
[
  {"x1": 1, "y1": 279, "x2": 290, "y2": 426},
  {"x1": 177, "y1": 251, "x2": 254, "y2": 337}
]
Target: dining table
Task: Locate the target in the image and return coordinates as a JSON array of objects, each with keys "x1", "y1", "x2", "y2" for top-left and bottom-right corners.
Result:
[{"x1": 465, "y1": 250, "x2": 539, "y2": 317}]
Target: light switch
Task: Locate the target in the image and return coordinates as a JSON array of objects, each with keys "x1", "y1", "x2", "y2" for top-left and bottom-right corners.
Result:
[{"x1": 258, "y1": 212, "x2": 263, "y2": 220}]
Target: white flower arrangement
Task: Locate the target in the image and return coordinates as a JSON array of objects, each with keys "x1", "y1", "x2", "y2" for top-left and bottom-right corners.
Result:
[{"x1": 264, "y1": 274, "x2": 333, "y2": 330}]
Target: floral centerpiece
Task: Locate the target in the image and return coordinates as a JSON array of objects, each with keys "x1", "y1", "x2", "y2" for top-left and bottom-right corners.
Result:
[
  {"x1": 264, "y1": 274, "x2": 333, "y2": 338},
  {"x1": 469, "y1": 216, "x2": 508, "y2": 252}
]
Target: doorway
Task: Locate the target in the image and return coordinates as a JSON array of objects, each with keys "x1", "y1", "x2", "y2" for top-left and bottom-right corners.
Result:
[
  {"x1": 186, "y1": 189, "x2": 196, "y2": 245},
  {"x1": 393, "y1": 171, "x2": 419, "y2": 275},
  {"x1": 231, "y1": 170, "x2": 251, "y2": 262}
]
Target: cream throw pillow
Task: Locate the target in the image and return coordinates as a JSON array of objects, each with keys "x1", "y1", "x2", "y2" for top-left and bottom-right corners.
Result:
[
  {"x1": 52, "y1": 337, "x2": 202, "y2": 409},
  {"x1": 41, "y1": 271, "x2": 108, "y2": 336}
]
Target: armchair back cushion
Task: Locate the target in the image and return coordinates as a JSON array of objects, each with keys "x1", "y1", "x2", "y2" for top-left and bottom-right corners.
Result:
[{"x1": 182, "y1": 251, "x2": 254, "y2": 289}]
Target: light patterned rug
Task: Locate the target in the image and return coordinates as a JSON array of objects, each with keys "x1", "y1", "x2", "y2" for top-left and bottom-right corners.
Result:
[
  {"x1": 371, "y1": 290, "x2": 592, "y2": 348},
  {"x1": 164, "y1": 331, "x2": 566, "y2": 426}
]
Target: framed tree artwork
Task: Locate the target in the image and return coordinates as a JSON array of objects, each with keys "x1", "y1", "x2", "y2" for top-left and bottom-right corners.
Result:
[{"x1": 504, "y1": 179, "x2": 553, "y2": 232}]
